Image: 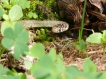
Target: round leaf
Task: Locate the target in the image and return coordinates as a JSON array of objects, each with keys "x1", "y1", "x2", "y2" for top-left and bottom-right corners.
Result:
[
  {"x1": 30, "y1": 43, "x2": 45, "y2": 58},
  {"x1": 86, "y1": 33, "x2": 102, "y2": 44},
  {"x1": 2, "y1": 38, "x2": 14, "y2": 49},
  {"x1": 1, "y1": 21, "x2": 15, "y2": 36},
  {"x1": 9, "y1": 5, "x2": 23, "y2": 21},
  {"x1": 14, "y1": 43, "x2": 29, "y2": 59}
]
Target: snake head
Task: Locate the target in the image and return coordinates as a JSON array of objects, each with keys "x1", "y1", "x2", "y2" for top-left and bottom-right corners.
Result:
[{"x1": 52, "y1": 23, "x2": 69, "y2": 33}]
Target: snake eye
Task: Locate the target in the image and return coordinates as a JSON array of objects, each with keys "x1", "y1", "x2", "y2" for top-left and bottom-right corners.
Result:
[{"x1": 52, "y1": 23, "x2": 69, "y2": 33}]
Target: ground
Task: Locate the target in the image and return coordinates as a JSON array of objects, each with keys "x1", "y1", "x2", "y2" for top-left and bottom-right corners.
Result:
[{"x1": 1, "y1": 28, "x2": 106, "y2": 74}]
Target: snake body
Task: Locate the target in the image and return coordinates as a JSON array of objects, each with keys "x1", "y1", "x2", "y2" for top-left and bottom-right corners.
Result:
[
  {"x1": 0, "y1": 20, "x2": 69, "y2": 33},
  {"x1": 19, "y1": 20, "x2": 69, "y2": 33}
]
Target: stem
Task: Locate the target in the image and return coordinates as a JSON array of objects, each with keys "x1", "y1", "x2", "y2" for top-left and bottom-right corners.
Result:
[
  {"x1": 78, "y1": 0, "x2": 87, "y2": 41},
  {"x1": 60, "y1": 41, "x2": 70, "y2": 54},
  {"x1": 0, "y1": 44, "x2": 5, "y2": 56}
]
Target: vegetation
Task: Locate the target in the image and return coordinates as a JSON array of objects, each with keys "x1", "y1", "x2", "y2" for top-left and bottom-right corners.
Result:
[
  {"x1": 0, "y1": 0, "x2": 106, "y2": 79},
  {"x1": 35, "y1": 28, "x2": 54, "y2": 42},
  {"x1": 1, "y1": 43, "x2": 106, "y2": 79},
  {"x1": 23, "y1": 0, "x2": 59, "y2": 20},
  {"x1": 76, "y1": 0, "x2": 87, "y2": 55},
  {"x1": 86, "y1": 30, "x2": 106, "y2": 55}
]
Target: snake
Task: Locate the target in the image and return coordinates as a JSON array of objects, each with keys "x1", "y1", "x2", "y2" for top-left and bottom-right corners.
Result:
[{"x1": 0, "y1": 20, "x2": 69, "y2": 33}]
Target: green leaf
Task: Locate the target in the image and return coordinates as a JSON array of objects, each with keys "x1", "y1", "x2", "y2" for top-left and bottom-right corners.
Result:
[
  {"x1": 13, "y1": 23, "x2": 29, "y2": 59},
  {"x1": 9, "y1": 5, "x2": 23, "y2": 21},
  {"x1": 39, "y1": 55, "x2": 55, "y2": 69},
  {"x1": 0, "y1": 64, "x2": 9, "y2": 75},
  {"x1": 28, "y1": 12, "x2": 38, "y2": 19},
  {"x1": 48, "y1": 48, "x2": 56, "y2": 62},
  {"x1": 1, "y1": 26, "x2": 15, "y2": 49},
  {"x1": 1, "y1": 21, "x2": 15, "y2": 36},
  {"x1": 1, "y1": 0, "x2": 8, "y2": 3},
  {"x1": 29, "y1": 43, "x2": 45, "y2": 59},
  {"x1": 24, "y1": 61, "x2": 32, "y2": 70},
  {"x1": 3, "y1": 27, "x2": 14, "y2": 39},
  {"x1": 83, "y1": 58, "x2": 97, "y2": 73},
  {"x1": 30, "y1": 55, "x2": 55, "y2": 78},
  {"x1": 55, "y1": 57, "x2": 65, "y2": 73},
  {"x1": 76, "y1": 39, "x2": 87, "y2": 51},
  {"x1": 31, "y1": 67, "x2": 51, "y2": 79},
  {"x1": 3, "y1": 3, "x2": 11, "y2": 9},
  {"x1": 10, "y1": 0, "x2": 19, "y2": 5},
  {"x1": 16, "y1": 30, "x2": 29, "y2": 43},
  {"x1": 33, "y1": 13, "x2": 38, "y2": 19},
  {"x1": 65, "y1": 66, "x2": 80, "y2": 79},
  {"x1": 3, "y1": 14, "x2": 10, "y2": 21},
  {"x1": 0, "y1": 7, "x2": 4, "y2": 20},
  {"x1": 101, "y1": 72, "x2": 106, "y2": 79},
  {"x1": 86, "y1": 33, "x2": 102, "y2": 44},
  {"x1": 14, "y1": 23, "x2": 28, "y2": 43},
  {"x1": 14, "y1": 43, "x2": 29, "y2": 59},
  {"x1": 101, "y1": 30, "x2": 106, "y2": 43},
  {"x1": 13, "y1": 22, "x2": 23, "y2": 38},
  {"x1": 1, "y1": 0, "x2": 11, "y2": 9},
  {"x1": 18, "y1": 0, "x2": 30, "y2": 9},
  {"x1": 5, "y1": 75, "x2": 20, "y2": 79},
  {"x1": 10, "y1": 0, "x2": 30, "y2": 9},
  {"x1": 18, "y1": 73, "x2": 27, "y2": 79},
  {"x1": 1, "y1": 22, "x2": 29, "y2": 59},
  {"x1": 2, "y1": 38, "x2": 14, "y2": 49},
  {"x1": 0, "y1": 76, "x2": 4, "y2": 79},
  {"x1": 27, "y1": 12, "x2": 32, "y2": 18}
]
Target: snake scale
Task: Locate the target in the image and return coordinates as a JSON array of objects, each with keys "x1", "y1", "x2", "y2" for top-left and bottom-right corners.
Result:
[{"x1": 0, "y1": 20, "x2": 69, "y2": 33}]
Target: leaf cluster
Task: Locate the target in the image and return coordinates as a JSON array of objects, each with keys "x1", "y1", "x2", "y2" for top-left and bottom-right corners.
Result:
[
  {"x1": 1, "y1": 5, "x2": 29, "y2": 59},
  {"x1": 0, "y1": 0, "x2": 37, "y2": 20}
]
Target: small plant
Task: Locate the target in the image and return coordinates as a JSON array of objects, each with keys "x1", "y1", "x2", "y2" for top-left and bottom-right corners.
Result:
[
  {"x1": 35, "y1": 28, "x2": 54, "y2": 42},
  {"x1": 76, "y1": 39, "x2": 88, "y2": 56},
  {"x1": 0, "y1": 0, "x2": 37, "y2": 20},
  {"x1": 76, "y1": 0, "x2": 87, "y2": 54},
  {"x1": 1, "y1": 5, "x2": 29, "y2": 59},
  {"x1": 78, "y1": 0, "x2": 87, "y2": 41},
  {"x1": 1, "y1": 0, "x2": 30, "y2": 9},
  {"x1": 86, "y1": 30, "x2": 106, "y2": 55}
]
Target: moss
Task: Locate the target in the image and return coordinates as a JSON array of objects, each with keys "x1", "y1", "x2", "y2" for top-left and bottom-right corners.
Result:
[
  {"x1": 34, "y1": 28, "x2": 54, "y2": 42},
  {"x1": 22, "y1": 0, "x2": 60, "y2": 20}
]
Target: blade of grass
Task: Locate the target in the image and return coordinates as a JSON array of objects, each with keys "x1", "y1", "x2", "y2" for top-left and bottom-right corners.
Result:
[
  {"x1": 0, "y1": 44, "x2": 5, "y2": 56},
  {"x1": 78, "y1": 0, "x2": 87, "y2": 41}
]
